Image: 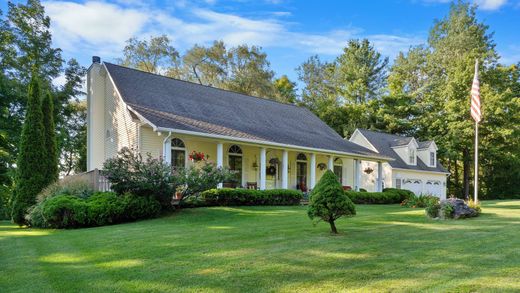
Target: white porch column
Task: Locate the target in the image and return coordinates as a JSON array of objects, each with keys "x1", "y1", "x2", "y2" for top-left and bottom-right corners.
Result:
[
  {"x1": 162, "y1": 132, "x2": 172, "y2": 165},
  {"x1": 377, "y1": 161, "x2": 383, "y2": 192},
  {"x1": 282, "y1": 150, "x2": 288, "y2": 189},
  {"x1": 328, "y1": 156, "x2": 334, "y2": 170},
  {"x1": 217, "y1": 143, "x2": 224, "y2": 188},
  {"x1": 354, "y1": 159, "x2": 361, "y2": 191},
  {"x1": 260, "y1": 147, "x2": 267, "y2": 190},
  {"x1": 310, "y1": 153, "x2": 316, "y2": 189}
]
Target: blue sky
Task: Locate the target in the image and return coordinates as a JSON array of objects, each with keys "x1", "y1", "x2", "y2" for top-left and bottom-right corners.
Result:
[{"x1": 3, "y1": 0, "x2": 520, "y2": 88}]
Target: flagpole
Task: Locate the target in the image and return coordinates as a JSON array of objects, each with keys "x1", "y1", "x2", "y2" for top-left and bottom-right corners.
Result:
[{"x1": 474, "y1": 120, "x2": 478, "y2": 203}]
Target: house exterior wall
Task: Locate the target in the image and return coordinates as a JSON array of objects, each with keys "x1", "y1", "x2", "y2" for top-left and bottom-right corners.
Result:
[
  {"x1": 417, "y1": 144, "x2": 436, "y2": 168},
  {"x1": 137, "y1": 131, "x2": 357, "y2": 190},
  {"x1": 392, "y1": 169, "x2": 447, "y2": 199},
  {"x1": 87, "y1": 64, "x2": 140, "y2": 170}
]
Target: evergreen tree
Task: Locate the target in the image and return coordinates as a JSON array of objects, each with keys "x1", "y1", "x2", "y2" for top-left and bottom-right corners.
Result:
[
  {"x1": 11, "y1": 73, "x2": 47, "y2": 225},
  {"x1": 42, "y1": 91, "x2": 58, "y2": 184},
  {"x1": 308, "y1": 170, "x2": 356, "y2": 234}
]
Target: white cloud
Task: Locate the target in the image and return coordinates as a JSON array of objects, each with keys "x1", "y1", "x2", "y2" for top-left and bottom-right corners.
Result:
[
  {"x1": 44, "y1": 1, "x2": 149, "y2": 55},
  {"x1": 43, "y1": 1, "x2": 425, "y2": 61},
  {"x1": 421, "y1": 0, "x2": 508, "y2": 10},
  {"x1": 475, "y1": 0, "x2": 507, "y2": 10}
]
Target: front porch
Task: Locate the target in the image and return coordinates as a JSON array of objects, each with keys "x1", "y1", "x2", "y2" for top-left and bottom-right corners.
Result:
[{"x1": 142, "y1": 127, "x2": 385, "y2": 192}]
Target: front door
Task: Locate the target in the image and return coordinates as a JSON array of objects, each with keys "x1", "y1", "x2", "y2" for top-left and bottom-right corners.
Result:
[{"x1": 296, "y1": 161, "x2": 307, "y2": 191}]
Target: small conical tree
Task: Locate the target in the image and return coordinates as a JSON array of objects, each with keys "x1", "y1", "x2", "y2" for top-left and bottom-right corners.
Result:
[
  {"x1": 308, "y1": 170, "x2": 356, "y2": 234},
  {"x1": 42, "y1": 91, "x2": 58, "y2": 184},
  {"x1": 11, "y1": 74, "x2": 47, "y2": 225}
]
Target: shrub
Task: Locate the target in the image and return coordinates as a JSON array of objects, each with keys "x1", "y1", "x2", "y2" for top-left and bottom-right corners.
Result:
[
  {"x1": 37, "y1": 176, "x2": 94, "y2": 203},
  {"x1": 200, "y1": 188, "x2": 303, "y2": 206},
  {"x1": 28, "y1": 192, "x2": 161, "y2": 229},
  {"x1": 41, "y1": 195, "x2": 88, "y2": 228},
  {"x1": 359, "y1": 188, "x2": 367, "y2": 192},
  {"x1": 425, "y1": 202, "x2": 441, "y2": 218},
  {"x1": 103, "y1": 147, "x2": 176, "y2": 208},
  {"x1": 401, "y1": 194, "x2": 439, "y2": 208},
  {"x1": 176, "y1": 162, "x2": 234, "y2": 200},
  {"x1": 346, "y1": 191, "x2": 402, "y2": 204},
  {"x1": 120, "y1": 193, "x2": 161, "y2": 221},
  {"x1": 384, "y1": 188, "x2": 415, "y2": 201},
  {"x1": 308, "y1": 170, "x2": 356, "y2": 234},
  {"x1": 86, "y1": 192, "x2": 125, "y2": 226},
  {"x1": 439, "y1": 201, "x2": 454, "y2": 219}
]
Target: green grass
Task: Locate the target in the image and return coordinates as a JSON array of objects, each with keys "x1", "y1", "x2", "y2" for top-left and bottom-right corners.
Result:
[{"x1": 1, "y1": 201, "x2": 520, "y2": 292}]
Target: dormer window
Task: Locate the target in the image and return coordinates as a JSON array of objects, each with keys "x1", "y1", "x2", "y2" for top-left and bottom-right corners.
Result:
[
  {"x1": 409, "y1": 148, "x2": 416, "y2": 165},
  {"x1": 430, "y1": 152, "x2": 436, "y2": 167}
]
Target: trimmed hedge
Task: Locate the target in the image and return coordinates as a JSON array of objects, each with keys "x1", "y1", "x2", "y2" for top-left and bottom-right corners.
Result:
[
  {"x1": 27, "y1": 192, "x2": 161, "y2": 229},
  {"x1": 200, "y1": 188, "x2": 303, "y2": 206},
  {"x1": 346, "y1": 188, "x2": 414, "y2": 204}
]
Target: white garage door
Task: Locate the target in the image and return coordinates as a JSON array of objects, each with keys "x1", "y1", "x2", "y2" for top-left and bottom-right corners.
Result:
[
  {"x1": 402, "y1": 179, "x2": 423, "y2": 195},
  {"x1": 425, "y1": 180, "x2": 442, "y2": 197}
]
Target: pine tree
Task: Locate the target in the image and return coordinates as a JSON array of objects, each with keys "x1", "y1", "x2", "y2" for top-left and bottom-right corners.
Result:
[
  {"x1": 307, "y1": 170, "x2": 356, "y2": 234},
  {"x1": 42, "y1": 91, "x2": 58, "y2": 184},
  {"x1": 11, "y1": 73, "x2": 47, "y2": 225}
]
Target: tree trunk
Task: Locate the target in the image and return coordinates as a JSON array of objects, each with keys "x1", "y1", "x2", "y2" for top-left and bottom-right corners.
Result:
[
  {"x1": 328, "y1": 219, "x2": 338, "y2": 234},
  {"x1": 463, "y1": 148, "x2": 470, "y2": 199}
]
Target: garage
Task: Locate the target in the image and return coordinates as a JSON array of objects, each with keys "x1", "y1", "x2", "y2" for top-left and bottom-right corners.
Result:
[
  {"x1": 402, "y1": 179, "x2": 423, "y2": 196},
  {"x1": 425, "y1": 180, "x2": 443, "y2": 197}
]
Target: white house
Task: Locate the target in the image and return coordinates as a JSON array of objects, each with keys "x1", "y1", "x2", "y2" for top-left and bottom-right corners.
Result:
[
  {"x1": 86, "y1": 57, "x2": 394, "y2": 192},
  {"x1": 350, "y1": 129, "x2": 450, "y2": 199}
]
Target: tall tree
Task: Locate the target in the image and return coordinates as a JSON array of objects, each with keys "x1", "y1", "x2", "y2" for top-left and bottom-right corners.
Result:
[
  {"x1": 273, "y1": 75, "x2": 297, "y2": 104},
  {"x1": 180, "y1": 40, "x2": 228, "y2": 86},
  {"x1": 119, "y1": 35, "x2": 179, "y2": 75},
  {"x1": 335, "y1": 39, "x2": 389, "y2": 104},
  {"x1": 11, "y1": 73, "x2": 47, "y2": 225},
  {"x1": 42, "y1": 91, "x2": 58, "y2": 184}
]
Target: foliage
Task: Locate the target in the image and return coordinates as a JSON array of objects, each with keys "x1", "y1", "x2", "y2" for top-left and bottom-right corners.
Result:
[
  {"x1": 199, "y1": 188, "x2": 303, "y2": 206},
  {"x1": 334, "y1": 39, "x2": 389, "y2": 104},
  {"x1": 11, "y1": 73, "x2": 47, "y2": 225},
  {"x1": 307, "y1": 170, "x2": 356, "y2": 234},
  {"x1": 0, "y1": 185, "x2": 12, "y2": 220},
  {"x1": 103, "y1": 147, "x2": 176, "y2": 208},
  {"x1": 27, "y1": 192, "x2": 161, "y2": 229},
  {"x1": 425, "y1": 202, "x2": 441, "y2": 218},
  {"x1": 41, "y1": 91, "x2": 58, "y2": 185},
  {"x1": 120, "y1": 39, "x2": 278, "y2": 99},
  {"x1": 346, "y1": 190, "x2": 403, "y2": 204},
  {"x1": 37, "y1": 175, "x2": 94, "y2": 203},
  {"x1": 273, "y1": 75, "x2": 297, "y2": 103},
  {"x1": 439, "y1": 202, "x2": 455, "y2": 219},
  {"x1": 401, "y1": 194, "x2": 440, "y2": 208},
  {"x1": 119, "y1": 35, "x2": 179, "y2": 75},
  {"x1": 175, "y1": 162, "x2": 234, "y2": 200},
  {"x1": 39, "y1": 195, "x2": 88, "y2": 228}
]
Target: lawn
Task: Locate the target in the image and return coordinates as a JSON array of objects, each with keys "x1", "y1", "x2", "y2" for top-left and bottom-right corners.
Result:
[{"x1": 1, "y1": 201, "x2": 520, "y2": 292}]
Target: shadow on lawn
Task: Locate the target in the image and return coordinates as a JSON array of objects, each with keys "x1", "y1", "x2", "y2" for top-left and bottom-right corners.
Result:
[{"x1": 2, "y1": 201, "x2": 520, "y2": 292}]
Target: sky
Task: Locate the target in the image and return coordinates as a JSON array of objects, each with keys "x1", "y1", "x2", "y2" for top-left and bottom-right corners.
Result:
[{"x1": 2, "y1": 0, "x2": 520, "y2": 88}]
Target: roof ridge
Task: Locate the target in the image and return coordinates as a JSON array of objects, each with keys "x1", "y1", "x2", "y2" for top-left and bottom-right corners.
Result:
[{"x1": 104, "y1": 62, "x2": 304, "y2": 109}]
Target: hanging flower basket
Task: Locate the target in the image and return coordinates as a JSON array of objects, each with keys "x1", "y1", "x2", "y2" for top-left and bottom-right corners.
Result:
[
  {"x1": 189, "y1": 150, "x2": 206, "y2": 162},
  {"x1": 317, "y1": 163, "x2": 327, "y2": 171},
  {"x1": 364, "y1": 167, "x2": 374, "y2": 174}
]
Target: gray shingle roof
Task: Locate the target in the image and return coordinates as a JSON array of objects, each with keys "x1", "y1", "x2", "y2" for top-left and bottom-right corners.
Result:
[
  {"x1": 104, "y1": 63, "x2": 388, "y2": 159},
  {"x1": 355, "y1": 129, "x2": 448, "y2": 173}
]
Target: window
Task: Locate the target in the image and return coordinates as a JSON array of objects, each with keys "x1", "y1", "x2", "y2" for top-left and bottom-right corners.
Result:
[
  {"x1": 296, "y1": 153, "x2": 307, "y2": 190},
  {"x1": 409, "y1": 148, "x2": 416, "y2": 164},
  {"x1": 171, "y1": 138, "x2": 186, "y2": 170},
  {"x1": 333, "y1": 158, "x2": 343, "y2": 184},
  {"x1": 228, "y1": 145, "x2": 243, "y2": 186},
  {"x1": 395, "y1": 178, "x2": 402, "y2": 189},
  {"x1": 430, "y1": 152, "x2": 436, "y2": 166}
]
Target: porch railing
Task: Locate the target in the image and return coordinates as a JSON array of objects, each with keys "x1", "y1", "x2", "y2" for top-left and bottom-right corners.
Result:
[{"x1": 65, "y1": 168, "x2": 111, "y2": 192}]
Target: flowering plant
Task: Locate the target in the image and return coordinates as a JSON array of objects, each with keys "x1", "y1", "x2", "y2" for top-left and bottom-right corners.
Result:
[{"x1": 189, "y1": 150, "x2": 207, "y2": 162}]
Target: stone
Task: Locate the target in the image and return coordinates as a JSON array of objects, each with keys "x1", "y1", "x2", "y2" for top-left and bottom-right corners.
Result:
[{"x1": 441, "y1": 198, "x2": 478, "y2": 219}]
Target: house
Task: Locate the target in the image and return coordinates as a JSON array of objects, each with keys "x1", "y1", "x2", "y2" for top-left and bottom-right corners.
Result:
[
  {"x1": 86, "y1": 56, "x2": 394, "y2": 191},
  {"x1": 349, "y1": 129, "x2": 450, "y2": 199}
]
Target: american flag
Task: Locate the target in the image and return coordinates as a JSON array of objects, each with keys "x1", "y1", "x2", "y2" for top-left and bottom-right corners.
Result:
[{"x1": 470, "y1": 60, "x2": 481, "y2": 123}]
